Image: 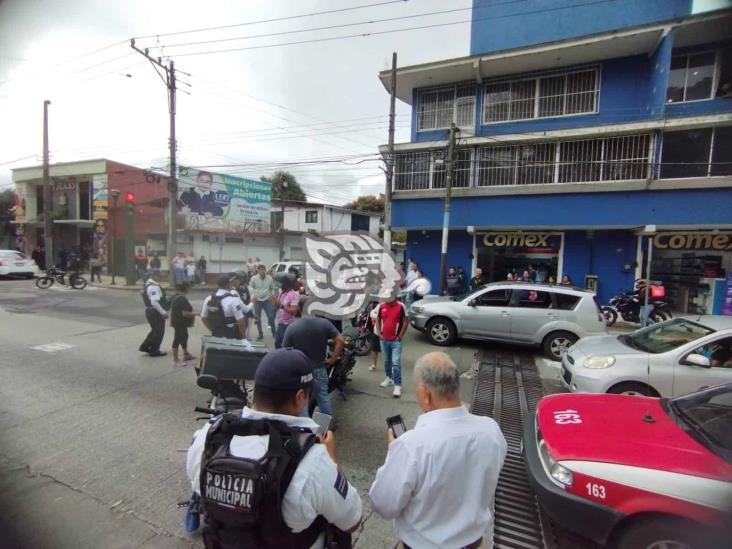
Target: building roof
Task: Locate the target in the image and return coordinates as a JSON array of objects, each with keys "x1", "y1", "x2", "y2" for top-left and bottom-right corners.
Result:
[
  {"x1": 271, "y1": 198, "x2": 382, "y2": 217},
  {"x1": 378, "y1": 11, "x2": 731, "y2": 104}
]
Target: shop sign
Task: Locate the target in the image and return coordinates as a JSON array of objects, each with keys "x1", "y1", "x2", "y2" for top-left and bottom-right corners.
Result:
[
  {"x1": 482, "y1": 232, "x2": 560, "y2": 251},
  {"x1": 52, "y1": 180, "x2": 77, "y2": 191},
  {"x1": 653, "y1": 232, "x2": 732, "y2": 251},
  {"x1": 92, "y1": 174, "x2": 108, "y2": 221}
]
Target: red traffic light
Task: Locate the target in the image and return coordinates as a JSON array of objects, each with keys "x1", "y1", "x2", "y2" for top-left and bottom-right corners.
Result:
[{"x1": 125, "y1": 192, "x2": 135, "y2": 203}]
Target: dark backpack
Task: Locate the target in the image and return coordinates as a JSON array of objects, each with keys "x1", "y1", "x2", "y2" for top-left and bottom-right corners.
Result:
[
  {"x1": 206, "y1": 292, "x2": 230, "y2": 337},
  {"x1": 200, "y1": 414, "x2": 326, "y2": 549},
  {"x1": 141, "y1": 283, "x2": 169, "y2": 310}
]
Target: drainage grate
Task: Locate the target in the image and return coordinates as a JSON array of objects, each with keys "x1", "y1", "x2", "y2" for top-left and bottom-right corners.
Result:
[{"x1": 470, "y1": 352, "x2": 600, "y2": 549}]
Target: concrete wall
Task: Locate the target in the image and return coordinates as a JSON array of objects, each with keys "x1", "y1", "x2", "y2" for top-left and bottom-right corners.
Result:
[
  {"x1": 470, "y1": 0, "x2": 691, "y2": 55},
  {"x1": 392, "y1": 188, "x2": 732, "y2": 229}
]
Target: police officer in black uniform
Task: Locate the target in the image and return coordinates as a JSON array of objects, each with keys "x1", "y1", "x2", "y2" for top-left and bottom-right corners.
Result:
[{"x1": 186, "y1": 349, "x2": 363, "y2": 548}]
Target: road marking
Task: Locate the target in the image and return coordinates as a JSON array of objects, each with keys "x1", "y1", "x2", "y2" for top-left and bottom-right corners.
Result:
[
  {"x1": 30, "y1": 342, "x2": 76, "y2": 352},
  {"x1": 46, "y1": 285, "x2": 97, "y2": 292}
]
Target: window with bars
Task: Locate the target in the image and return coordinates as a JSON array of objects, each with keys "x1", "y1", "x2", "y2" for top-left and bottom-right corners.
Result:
[
  {"x1": 394, "y1": 150, "x2": 472, "y2": 191},
  {"x1": 417, "y1": 84, "x2": 476, "y2": 131},
  {"x1": 660, "y1": 127, "x2": 732, "y2": 178},
  {"x1": 476, "y1": 134, "x2": 650, "y2": 187},
  {"x1": 483, "y1": 68, "x2": 598, "y2": 123}
]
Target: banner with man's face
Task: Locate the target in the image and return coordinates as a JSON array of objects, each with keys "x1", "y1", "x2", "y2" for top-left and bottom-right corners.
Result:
[{"x1": 177, "y1": 166, "x2": 271, "y2": 234}]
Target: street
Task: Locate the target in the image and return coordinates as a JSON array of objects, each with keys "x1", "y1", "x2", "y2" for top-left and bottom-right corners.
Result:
[{"x1": 0, "y1": 279, "x2": 489, "y2": 549}]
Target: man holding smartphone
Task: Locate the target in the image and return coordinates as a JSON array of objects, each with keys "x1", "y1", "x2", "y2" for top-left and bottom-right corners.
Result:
[{"x1": 369, "y1": 352, "x2": 507, "y2": 549}]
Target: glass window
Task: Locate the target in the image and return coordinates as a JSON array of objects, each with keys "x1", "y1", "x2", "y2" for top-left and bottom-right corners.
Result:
[
  {"x1": 433, "y1": 149, "x2": 472, "y2": 189},
  {"x1": 477, "y1": 146, "x2": 515, "y2": 186},
  {"x1": 516, "y1": 290, "x2": 552, "y2": 309},
  {"x1": 559, "y1": 139, "x2": 602, "y2": 183},
  {"x1": 660, "y1": 129, "x2": 713, "y2": 178},
  {"x1": 476, "y1": 289, "x2": 512, "y2": 307},
  {"x1": 305, "y1": 210, "x2": 318, "y2": 223},
  {"x1": 417, "y1": 85, "x2": 475, "y2": 131},
  {"x1": 624, "y1": 319, "x2": 715, "y2": 354},
  {"x1": 566, "y1": 70, "x2": 597, "y2": 114},
  {"x1": 554, "y1": 293, "x2": 580, "y2": 311},
  {"x1": 484, "y1": 82, "x2": 511, "y2": 122},
  {"x1": 516, "y1": 143, "x2": 556, "y2": 185},
  {"x1": 670, "y1": 384, "x2": 732, "y2": 460},
  {"x1": 711, "y1": 126, "x2": 732, "y2": 177},
  {"x1": 667, "y1": 52, "x2": 716, "y2": 103},
  {"x1": 538, "y1": 75, "x2": 565, "y2": 117}
]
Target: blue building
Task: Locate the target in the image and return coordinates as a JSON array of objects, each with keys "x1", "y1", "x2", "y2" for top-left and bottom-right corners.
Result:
[{"x1": 379, "y1": 0, "x2": 732, "y2": 313}]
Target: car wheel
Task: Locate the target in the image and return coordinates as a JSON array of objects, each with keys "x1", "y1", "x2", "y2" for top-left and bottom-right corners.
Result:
[
  {"x1": 601, "y1": 306, "x2": 617, "y2": 326},
  {"x1": 426, "y1": 317, "x2": 456, "y2": 346},
  {"x1": 607, "y1": 381, "x2": 660, "y2": 397},
  {"x1": 542, "y1": 331, "x2": 577, "y2": 361},
  {"x1": 617, "y1": 516, "x2": 707, "y2": 549}
]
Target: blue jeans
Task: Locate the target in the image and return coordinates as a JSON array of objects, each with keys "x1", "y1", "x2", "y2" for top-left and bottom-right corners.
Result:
[
  {"x1": 380, "y1": 339, "x2": 402, "y2": 386},
  {"x1": 254, "y1": 300, "x2": 276, "y2": 338},
  {"x1": 275, "y1": 323, "x2": 289, "y2": 348},
  {"x1": 640, "y1": 304, "x2": 656, "y2": 326},
  {"x1": 174, "y1": 268, "x2": 186, "y2": 284},
  {"x1": 312, "y1": 366, "x2": 332, "y2": 416}
]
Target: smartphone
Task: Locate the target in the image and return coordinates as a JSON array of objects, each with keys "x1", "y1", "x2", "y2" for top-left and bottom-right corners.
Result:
[
  {"x1": 312, "y1": 411, "x2": 332, "y2": 435},
  {"x1": 386, "y1": 414, "x2": 407, "y2": 438}
]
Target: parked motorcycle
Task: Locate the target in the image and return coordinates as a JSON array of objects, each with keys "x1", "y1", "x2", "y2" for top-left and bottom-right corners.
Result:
[
  {"x1": 36, "y1": 267, "x2": 87, "y2": 290},
  {"x1": 350, "y1": 305, "x2": 376, "y2": 357},
  {"x1": 602, "y1": 292, "x2": 672, "y2": 326}
]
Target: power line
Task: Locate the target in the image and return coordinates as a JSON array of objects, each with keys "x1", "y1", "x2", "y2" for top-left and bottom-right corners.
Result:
[{"x1": 133, "y1": 0, "x2": 411, "y2": 40}]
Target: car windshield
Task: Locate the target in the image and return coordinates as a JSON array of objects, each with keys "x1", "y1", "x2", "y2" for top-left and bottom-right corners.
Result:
[
  {"x1": 622, "y1": 319, "x2": 715, "y2": 354},
  {"x1": 668, "y1": 384, "x2": 732, "y2": 463}
]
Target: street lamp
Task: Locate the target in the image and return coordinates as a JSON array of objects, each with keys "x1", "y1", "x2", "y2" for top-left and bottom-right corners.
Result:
[{"x1": 110, "y1": 188, "x2": 121, "y2": 285}]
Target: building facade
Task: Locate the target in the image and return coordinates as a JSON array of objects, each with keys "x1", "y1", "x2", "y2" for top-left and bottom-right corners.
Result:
[{"x1": 380, "y1": 0, "x2": 732, "y2": 313}]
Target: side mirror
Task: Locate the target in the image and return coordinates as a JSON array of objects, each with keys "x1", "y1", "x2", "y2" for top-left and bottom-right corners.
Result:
[
  {"x1": 197, "y1": 374, "x2": 219, "y2": 391},
  {"x1": 468, "y1": 299, "x2": 477, "y2": 307},
  {"x1": 683, "y1": 354, "x2": 711, "y2": 369}
]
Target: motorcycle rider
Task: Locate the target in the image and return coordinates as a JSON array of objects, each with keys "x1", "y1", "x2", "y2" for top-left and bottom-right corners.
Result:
[
  {"x1": 201, "y1": 273, "x2": 250, "y2": 339},
  {"x1": 633, "y1": 279, "x2": 656, "y2": 326},
  {"x1": 186, "y1": 348, "x2": 363, "y2": 548}
]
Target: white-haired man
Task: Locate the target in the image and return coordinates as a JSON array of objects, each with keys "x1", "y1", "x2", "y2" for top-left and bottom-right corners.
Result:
[{"x1": 369, "y1": 352, "x2": 507, "y2": 549}]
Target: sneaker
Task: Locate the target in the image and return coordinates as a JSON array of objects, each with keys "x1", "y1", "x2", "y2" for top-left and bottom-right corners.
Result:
[
  {"x1": 256, "y1": 335, "x2": 263, "y2": 341},
  {"x1": 148, "y1": 351, "x2": 167, "y2": 357},
  {"x1": 183, "y1": 353, "x2": 196, "y2": 361},
  {"x1": 379, "y1": 377, "x2": 394, "y2": 388},
  {"x1": 368, "y1": 364, "x2": 377, "y2": 372},
  {"x1": 393, "y1": 385, "x2": 401, "y2": 398}
]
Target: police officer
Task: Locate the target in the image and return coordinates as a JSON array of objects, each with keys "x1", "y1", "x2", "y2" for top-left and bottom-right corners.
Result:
[
  {"x1": 186, "y1": 348, "x2": 363, "y2": 548},
  {"x1": 201, "y1": 273, "x2": 249, "y2": 339},
  {"x1": 139, "y1": 271, "x2": 168, "y2": 357}
]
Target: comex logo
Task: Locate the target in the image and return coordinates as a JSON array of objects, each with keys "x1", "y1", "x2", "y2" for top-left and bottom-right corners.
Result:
[{"x1": 303, "y1": 233, "x2": 401, "y2": 319}]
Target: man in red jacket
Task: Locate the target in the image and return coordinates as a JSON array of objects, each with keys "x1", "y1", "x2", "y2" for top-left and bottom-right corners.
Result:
[{"x1": 374, "y1": 295, "x2": 408, "y2": 398}]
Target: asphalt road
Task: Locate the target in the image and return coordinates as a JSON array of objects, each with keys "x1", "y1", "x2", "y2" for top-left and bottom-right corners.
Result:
[{"x1": 0, "y1": 279, "x2": 493, "y2": 549}]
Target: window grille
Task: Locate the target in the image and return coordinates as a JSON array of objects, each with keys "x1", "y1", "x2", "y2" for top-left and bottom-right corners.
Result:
[{"x1": 417, "y1": 84, "x2": 476, "y2": 131}]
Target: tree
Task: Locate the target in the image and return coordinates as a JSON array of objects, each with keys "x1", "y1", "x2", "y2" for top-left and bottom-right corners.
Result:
[
  {"x1": 262, "y1": 171, "x2": 306, "y2": 202},
  {"x1": 344, "y1": 193, "x2": 384, "y2": 213}
]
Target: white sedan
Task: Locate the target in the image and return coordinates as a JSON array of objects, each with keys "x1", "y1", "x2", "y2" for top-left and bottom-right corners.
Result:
[
  {"x1": 561, "y1": 316, "x2": 732, "y2": 397},
  {"x1": 0, "y1": 249, "x2": 41, "y2": 278}
]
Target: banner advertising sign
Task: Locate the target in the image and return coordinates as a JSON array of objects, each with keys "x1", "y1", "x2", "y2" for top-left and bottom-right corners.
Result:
[
  {"x1": 653, "y1": 232, "x2": 732, "y2": 251},
  {"x1": 92, "y1": 174, "x2": 108, "y2": 220},
  {"x1": 481, "y1": 232, "x2": 562, "y2": 254},
  {"x1": 177, "y1": 167, "x2": 271, "y2": 233}
]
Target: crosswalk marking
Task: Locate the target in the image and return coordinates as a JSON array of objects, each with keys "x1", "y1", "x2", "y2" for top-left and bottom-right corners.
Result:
[{"x1": 30, "y1": 342, "x2": 76, "y2": 352}]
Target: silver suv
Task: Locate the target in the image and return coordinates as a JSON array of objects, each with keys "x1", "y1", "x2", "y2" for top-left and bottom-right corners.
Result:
[{"x1": 409, "y1": 282, "x2": 607, "y2": 360}]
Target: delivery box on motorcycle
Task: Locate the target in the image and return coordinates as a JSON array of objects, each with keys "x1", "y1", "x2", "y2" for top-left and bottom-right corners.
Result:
[{"x1": 200, "y1": 336, "x2": 268, "y2": 381}]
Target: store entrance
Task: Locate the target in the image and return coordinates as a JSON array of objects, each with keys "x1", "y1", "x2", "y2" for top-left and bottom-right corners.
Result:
[{"x1": 477, "y1": 232, "x2": 563, "y2": 283}]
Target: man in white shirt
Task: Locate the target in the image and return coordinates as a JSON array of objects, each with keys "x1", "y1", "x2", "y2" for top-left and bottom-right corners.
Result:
[
  {"x1": 139, "y1": 271, "x2": 168, "y2": 357},
  {"x1": 369, "y1": 352, "x2": 507, "y2": 549},
  {"x1": 187, "y1": 348, "x2": 363, "y2": 547},
  {"x1": 401, "y1": 269, "x2": 432, "y2": 310}
]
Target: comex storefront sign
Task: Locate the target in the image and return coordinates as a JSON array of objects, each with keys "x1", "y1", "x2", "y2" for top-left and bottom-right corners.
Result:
[
  {"x1": 653, "y1": 232, "x2": 732, "y2": 251},
  {"x1": 482, "y1": 232, "x2": 561, "y2": 251}
]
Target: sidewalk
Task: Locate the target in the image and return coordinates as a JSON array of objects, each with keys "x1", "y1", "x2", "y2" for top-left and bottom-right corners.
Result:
[{"x1": 89, "y1": 276, "x2": 214, "y2": 293}]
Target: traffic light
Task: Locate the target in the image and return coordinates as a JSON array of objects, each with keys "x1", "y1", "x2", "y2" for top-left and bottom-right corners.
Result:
[
  {"x1": 125, "y1": 192, "x2": 135, "y2": 215},
  {"x1": 124, "y1": 192, "x2": 135, "y2": 285}
]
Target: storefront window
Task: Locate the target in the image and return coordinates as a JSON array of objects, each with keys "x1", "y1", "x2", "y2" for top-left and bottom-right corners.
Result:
[
  {"x1": 711, "y1": 126, "x2": 732, "y2": 177},
  {"x1": 660, "y1": 129, "x2": 713, "y2": 178}
]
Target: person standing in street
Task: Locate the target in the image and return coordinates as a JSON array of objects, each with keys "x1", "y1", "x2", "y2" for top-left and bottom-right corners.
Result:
[
  {"x1": 369, "y1": 352, "x2": 507, "y2": 549},
  {"x1": 195, "y1": 255, "x2": 207, "y2": 285},
  {"x1": 250, "y1": 264, "x2": 277, "y2": 341},
  {"x1": 149, "y1": 253, "x2": 162, "y2": 277},
  {"x1": 445, "y1": 267, "x2": 461, "y2": 296},
  {"x1": 201, "y1": 273, "x2": 249, "y2": 339},
  {"x1": 470, "y1": 267, "x2": 488, "y2": 291},
  {"x1": 90, "y1": 253, "x2": 104, "y2": 283},
  {"x1": 170, "y1": 282, "x2": 196, "y2": 367},
  {"x1": 139, "y1": 272, "x2": 168, "y2": 357},
  {"x1": 282, "y1": 304, "x2": 346, "y2": 420},
  {"x1": 374, "y1": 294, "x2": 408, "y2": 398},
  {"x1": 401, "y1": 269, "x2": 431, "y2": 309},
  {"x1": 172, "y1": 252, "x2": 186, "y2": 284},
  {"x1": 274, "y1": 277, "x2": 301, "y2": 348}
]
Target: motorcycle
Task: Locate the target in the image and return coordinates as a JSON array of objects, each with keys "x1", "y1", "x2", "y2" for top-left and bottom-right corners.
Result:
[
  {"x1": 349, "y1": 305, "x2": 376, "y2": 357},
  {"x1": 36, "y1": 267, "x2": 87, "y2": 290},
  {"x1": 308, "y1": 331, "x2": 358, "y2": 416},
  {"x1": 602, "y1": 292, "x2": 672, "y2": 326}
]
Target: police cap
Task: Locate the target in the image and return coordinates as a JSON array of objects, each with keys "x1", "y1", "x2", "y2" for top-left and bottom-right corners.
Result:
[
  {"x1": 217, "y1": 272, "x2": 239, "y2": 288},
  {"x1": 255, "y1": 348, "x2": 318, "y2": 391}
]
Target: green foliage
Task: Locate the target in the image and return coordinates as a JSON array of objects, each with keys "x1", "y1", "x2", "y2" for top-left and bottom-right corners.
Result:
[
  {"x1": 344, "y1": 193, "x2": 384, "y2": 213},
  {"x1": 262, "y1": 171, "x2": 306, "y2": 202}
]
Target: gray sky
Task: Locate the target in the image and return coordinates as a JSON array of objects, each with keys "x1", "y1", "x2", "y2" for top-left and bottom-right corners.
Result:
[{"x1": 0, "y1": 0, "x2": 472, "y2": 204}]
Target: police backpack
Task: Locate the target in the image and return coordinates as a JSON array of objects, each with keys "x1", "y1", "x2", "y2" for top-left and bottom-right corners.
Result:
[{"x1": 199, "y1": 414, "x2": 326, "y2": 549}]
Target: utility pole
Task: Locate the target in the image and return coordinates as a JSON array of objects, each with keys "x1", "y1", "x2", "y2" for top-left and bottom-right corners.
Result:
[
  {"x1": 130, "y1": 40, "x2": 177, "y2": 284},
  {"x1": 439, "y1": 123, "x2": 457, "y2": 296},
  {"x1": 42, "y1": 100, "x2": 53, "y2": 271},
  {"x1": 278, "y1": 179, "x2": 288, "y2": 260},
  {"x1": 383, "y1": 52, "x2": 397, "y2": 251}
]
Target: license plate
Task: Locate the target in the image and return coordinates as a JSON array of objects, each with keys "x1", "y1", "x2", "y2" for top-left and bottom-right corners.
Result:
[{"x1": 15, "y1": 262, "x2": 25, "y2": 266}]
